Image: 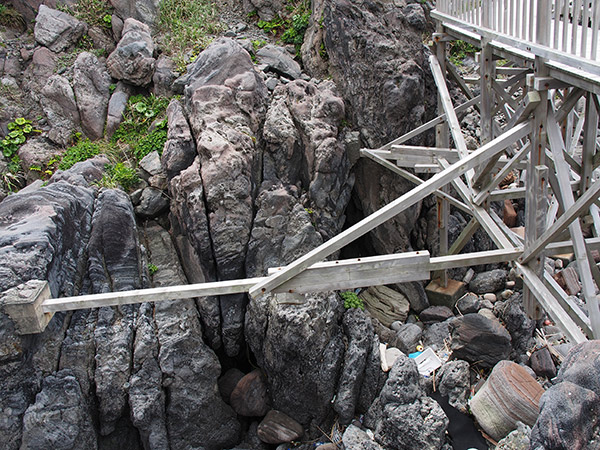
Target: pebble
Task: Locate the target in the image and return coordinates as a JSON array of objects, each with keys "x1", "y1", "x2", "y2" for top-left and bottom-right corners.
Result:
[
  {"x1": 483, "y1": 293, "x2": 497, "y2": 302},
  {"x1": 478, "y1": 308, "x2": 497, "y2": 321},
  {"x1": 463, "y1": 268, "x2": 475, "y2": 284},
  {"x1": 480, "y1": 299, "x2": 494, "y2": 310},
  {"x1": 505, "y1": 280, "x2": 516, "y2": 289},
  {"x1": 554, "y1": 258, "x2": 564, "y2": 269},
  {"x1": 390, "y1": 320, "x2": 403, "y2": 332},
  {"x1": 500, "y1": 289, "x2": 513, "y2": 300}
]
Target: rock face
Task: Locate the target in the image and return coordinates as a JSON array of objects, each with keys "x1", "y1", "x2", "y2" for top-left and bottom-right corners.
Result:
[
  {"x1": 107, "y1": 18, "x2": 156, "y2": 86},
  {"x1": 34, "y1": 5, "x2": 87, "y2": 53},
  {"x1": 20, "y1": 369, "x2": 97, "y2": 450},
  {"x1": 470, "y1": 360, "x2": 544, "y2": 441},
  {"x1": 72, "y1": 52, "x2": 111, "y2": 140},
  {"x1": 359, "y1": 286, "x2": 410, "y2": 327},
  {"x1": 245, "y1": 292, "x2": 345, "y2": 434},
  {"x1": 40, "y1": 75, "x2": 81, "y2": 146},
  {"x1": 110, "y1": 0, "x2": 161, "y2": 26}
]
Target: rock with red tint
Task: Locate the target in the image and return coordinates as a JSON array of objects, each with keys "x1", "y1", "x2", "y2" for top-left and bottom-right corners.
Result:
[{"x1": 230, "y1": 369, "x2": 270, "y2": 417}]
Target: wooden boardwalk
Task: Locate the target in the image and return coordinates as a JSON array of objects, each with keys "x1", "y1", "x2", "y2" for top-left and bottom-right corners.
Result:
[{"x1": 8, "y1": 0, "x2": 600, "y2": 345}]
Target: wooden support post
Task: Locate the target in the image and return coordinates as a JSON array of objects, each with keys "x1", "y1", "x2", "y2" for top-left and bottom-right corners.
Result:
[
  {"x1": 435, "y1": 33, "x2": 450, "y2": 287},
  {"x1": 0, "y1": 280, "x2": 53, "y2": 335},
  {"x1": 581, "y1": 93, "x2": 599, "y2": 192}
]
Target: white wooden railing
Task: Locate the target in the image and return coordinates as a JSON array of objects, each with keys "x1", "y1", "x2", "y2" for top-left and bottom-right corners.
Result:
[{"x1": 436, "y1": 0, "x2": 600, "y2": 61}]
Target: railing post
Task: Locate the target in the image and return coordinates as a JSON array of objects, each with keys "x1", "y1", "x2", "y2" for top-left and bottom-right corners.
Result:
[
  {"x1": 482, "y1": 0, "x2": 491, "y2": 27},
  {"x1": 536, "y1": 0, "x2": 551, "y2": 45}
]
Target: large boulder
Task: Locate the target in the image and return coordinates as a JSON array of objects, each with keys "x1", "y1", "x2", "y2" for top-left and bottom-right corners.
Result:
[
  {"x1": 107, "y1": 18, "x2": 156, "y2": 86},
  {"x1": 245, "y1": 292, "x2": 345, "y2": 435},
  {"x1": 34, "y1": 5, "x2": 87, "y2": 53},
  {"x1": 109, "y1": 0, "x2": 161, "y2": 27},
  {"x1": 72, "y1": 52, "x2": 111, "y2": 140},
  {"x1": 557, "y1": 340, "x2": 600, "y2": 395},
  {"x1": 20, "y1": 369, "x2": 97, "y2": 450},
  {"x1": 449, "y1": 313, "x2": 512, "y2": 368},
  {"x1": 161, "y1": 99, "x2": 196, "y2": 180},
  {"x1": 40, "y1": 74, "x2": 81, "y2": 146}
]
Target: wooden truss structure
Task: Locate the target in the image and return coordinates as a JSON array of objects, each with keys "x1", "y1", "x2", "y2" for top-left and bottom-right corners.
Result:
[{"x1": 11, "y1": 0, "x2": 600, "y2": 345}]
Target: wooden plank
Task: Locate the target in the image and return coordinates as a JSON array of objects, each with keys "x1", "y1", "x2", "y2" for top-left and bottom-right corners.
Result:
[
  {"x1": 516, "y1": 262, "x2": 588, "y2": 343},
  {"x1": 544, "y1": 271, "x2": 593, "y2": 337},
  {"x1": 248, "y1": 122, "x2": 532, "y2": 299},
  {"x1": 474, "y1": 141, "x2": 530, "y2": 205},
  {"x1": 380, "y1": 96, "x2": 481, "y2": 150},
  {"x1": 360, "y1": 149, "x2": 472, "y2": 215},
  {"x1": 581, "y1": 93, "x2": 599, "y2": 191},
  {"x1": 429, "y1": 53, "x2": 475, "y2": 188},
  {"x1": 519, "y1": 162, "x2": 600, "y2": 264},
  {"x1": 430, "y1": 248, "x2": 523, "y2": 271},
  {"x1": 448, "y1": 217, "x2": 479, "y2": 255}
]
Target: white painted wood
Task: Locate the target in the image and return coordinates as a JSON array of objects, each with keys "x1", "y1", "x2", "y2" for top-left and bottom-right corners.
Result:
[
  {"x1": 544, "y1": 271, "x2": 593, "y2": 337},
  {"x1": 248, "y1": 122, "x2": 532, "y2": 298},
  {"x1": 361, "y1": 149, "x2": 472, "y2": 214},
  {"x1": 517, "y1": 262, "x2": 588, "y2": 343}
]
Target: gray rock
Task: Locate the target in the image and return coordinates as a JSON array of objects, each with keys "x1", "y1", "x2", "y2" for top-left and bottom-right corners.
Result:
[
  {"x1": 450, "y1": 313, "x2": 512, "y2": 368},
  {"x1": 456, "y1": 293, "x2": 480, "y2": 314},
  {"x1": 357, "y1": 333, "x2": 383, "y2": 414},
  {"x1": 106, "y1": 82, "x2": 133, "y2": 138},
  {"x1": 152, "y1": 54, "x2": 177, "y2": 97},
  {"x1": 161, "y1": 99, "x2": 196, "y2": 180},
  {"x1": 262, "y1": 79, "x2": 353, "y2": 239},
  {"x1": 436, "y1": 360, "x2": 470, "y2": 413},
  {"x1": 242, "y1": 0, "x2": 283, "y2": 20},
  {"x1": 139, "y1": 151, "x2": 164, "y2": 178},
  {"x1": 468, "y1": 269, "x2": 508, "y2": 294},
  {"x1": 530, "y1": 381, "x2": 600, "y2": 450},
  {"x1": 155, "y1": 296, "x2": 241, "y2": 449},
  {"x1": 129, "y1": 303, "x2": 169, "y2": 450},
  {"x1": 342, "y1": 424, "x2": 384, "y2": 450},
  {"x1": 420, "y1": 305, "x2": 454, "y2": 324},
  {"x1": 107, "y1": 18, "x2": 156, "y2": 86},
  {"x1": 0, "y1": 181, "x2": 94, "y2": 296},
  {"x1": 557, "y1": 340, "x2": 600, "y2": 395},
  {"x1": 245, "y1": 292, "x2": 344, "y2": 434},
  {"x1": 257, "y1": 410, "x2": 304, "y2": 444},
  {"x1": 394, "y1": 281, "x2": 429, "y2": 314},
  {"x1": 49, "y1": 155, "x2": 109, "y2": 187},
  {"x1": 494, "y1": 292, "x2": 536, "y2": 360},
  {"x1": 305, "y1": 0, "x2": 434, "y2": 149},
  {"x1": 73, "y1": 52, "x2": 111, "y2": 140},
  {"x1": 110, "y1": 0, "x2": 162, "y2": 27},
  {"x1": 23, "y1": 47, "x2": 57, "y2": 92},
  {"x1": 246, "y1": 183, "x2": 323, "y2": 278},
  {"x1": 394, "y1": 323, "x2": 422, "y2": 355},
  {"x1": 256, "y1": 45, "x2": 302, "y2": 80},
  {"x1": 334, "y1": 308, "x2": 374, "y2": 424},
  {"x1": 378, "y1": 354, "x2": 422, "y2": 406},
  {"x1": 422, "y1": 319, "x2": 453, "y2": 351},
  {"x1": 40, "y1": 74, "x2": 81, "y2": 146},
  {"x1": 34, "y1": 5, "x2": 87, "y2": 53},
  {"x1": 375, "y1": 397, "x2": 448, "y2": 450},
  {"x1": 135, "y1": 187, "x2": 169, "y2": 219},
  {"x1": 20, "y1": 369, "x2": 97, "y2": 450},
  {"x1": 496, "y1": 422, "x2": 531, "y2": 450},
  {"x1": 17, "y1": 138, "x2": 60, "y2": 183}
]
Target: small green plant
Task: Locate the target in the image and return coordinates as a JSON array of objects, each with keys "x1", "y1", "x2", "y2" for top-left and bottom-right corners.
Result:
[
  {"x1": 112, "y1": 95, "x2": 170, "y2": 161},
  {"x1": 28, "y1": 155, "x2": 59, "y2": 179},
  {"x1": 58, "y1": 138, "x2": 102, "y2": 170},
  {"x1": 252, "y1": 39, "x2": 267, "y2": 51},
  {"x1": 1, "y1": 118, "x2": 40, "y2": 159},
  {"x1": 340, "y1": 291, "x2": 365, "y2": 310},
  {"x1": 98, "y1": 162, "x2": 139, "y2": 190},
  {"x1": 109, "y1": 83, "x2": 117, "y2": 94},
  {"x1": 281, "y1": 11, "x2": 310, "y2": 47},
  {"x1": 257, "y1": 16, "x2": 286, "y2": 34},
  {"x1": 57, "y1": 0, "x2": 114, "y2": 30},
  {"x1": 147, "y1": 263, "x2": 159, "y2": 275},
  {"x1": 448, "y1": 40, "x2": 477, "y2": 66}
]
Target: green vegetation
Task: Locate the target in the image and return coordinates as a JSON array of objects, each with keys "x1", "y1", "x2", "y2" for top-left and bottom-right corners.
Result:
[
  {"x1": 56, "y1": 0, "x2": 113, "y2": 30},
  {"x1": 54, "y1": 34, "x2": 107, "y2": 73},
  {"x1": 255, "y1": 0, "x2": 311, "y2": 56},
  {"x1": 340, "y1": 291, "x2": 365, "y2": 310},
  {"x1": 147, "y1": 263, "x2": 159, "y2": 276},
  {"x1": 448, "y1": 40, "x2": 478, "y2": 66},
  {"x1": 158, "y1": 0, "x2": 224, "y2": 72},
  {"x1": 29, "y1": 155, "x2": 60, "y2": 180},
  {"x1": 98, "y1": 162, "x2": 139, "y2": 190},
  {"x1": 0, "y1": 4, "x2": 26, "y2": 30},
  {"x1": 1, "y1": 118, "x2": 40, "y2": 159},
  {"x1": 112, "y1": 94, "x2": 170, "y2": 160},
  {"x1": 58, "y1": 138, "x2": 103, "y2": 170}
]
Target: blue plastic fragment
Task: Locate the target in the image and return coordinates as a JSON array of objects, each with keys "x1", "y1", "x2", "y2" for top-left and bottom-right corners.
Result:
[{"x1": 408, "y1": 351, "x2": 422, "y2": 358}]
